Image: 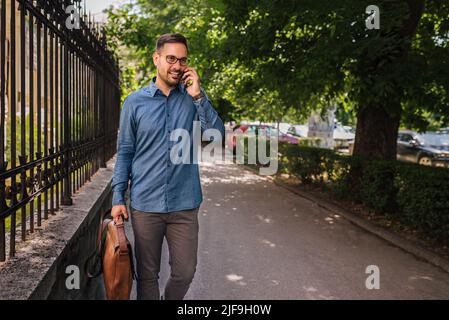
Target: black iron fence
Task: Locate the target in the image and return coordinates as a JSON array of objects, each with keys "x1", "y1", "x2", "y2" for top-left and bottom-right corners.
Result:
[{"x1": 0, "y1": 0, "x2": 120, "y2": 262}]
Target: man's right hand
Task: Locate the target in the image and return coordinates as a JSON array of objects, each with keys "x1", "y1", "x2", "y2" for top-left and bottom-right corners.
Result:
[{"x1": 111, "y1": 205, "x2": 129, "y2": 224}]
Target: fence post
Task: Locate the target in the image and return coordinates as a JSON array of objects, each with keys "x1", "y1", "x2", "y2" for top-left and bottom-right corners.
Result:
[
  {"x1": 100, "y1": 30, "x2": 106, "y2": 168},
  {"x1": 61, "y1": 0, "x2": 72, "y2": 206},
  {"x1": 0, "y1": 0, "x2": 7, "y2": 262}
]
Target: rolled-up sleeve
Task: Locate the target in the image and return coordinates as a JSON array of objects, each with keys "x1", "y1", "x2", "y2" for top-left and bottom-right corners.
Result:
[{"x1": 111, "y1": 97, "x2": 136, "y2": 206}]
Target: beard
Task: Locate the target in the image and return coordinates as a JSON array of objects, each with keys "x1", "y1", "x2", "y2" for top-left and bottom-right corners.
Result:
[{"x1": 160, "y1": 69, "x2": 182, "y2": 87}]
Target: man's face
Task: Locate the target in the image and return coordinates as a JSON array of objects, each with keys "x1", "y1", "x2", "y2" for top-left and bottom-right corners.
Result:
[{"x1": 153, "y1": 42, "x2": 188, "y2": 87}]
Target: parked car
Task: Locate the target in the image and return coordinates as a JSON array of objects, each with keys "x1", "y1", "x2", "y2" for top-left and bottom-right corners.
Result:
[
  {"x1": 287, "y1": 125, "x2": 309, "y2": 138},
  {"x1": 286, "y1": 123, "x2": 355, "y2": 149},
  {"x1": 227, "y1": 124, "x2": 299, "y2": 153},
  {"x1": 333, "y1": 124, "x2": 355, "y2": 149},
  {"x1": 397, "y1": 130, "x2": 449, "y2": 167}
]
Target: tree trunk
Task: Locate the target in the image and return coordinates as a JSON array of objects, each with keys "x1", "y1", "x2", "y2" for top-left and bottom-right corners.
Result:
[
  {"x1": 352, "y1": 104, "x2": 401, "y2": 160},
  {"x1": 349, "y1": 104, "x2": 401, "y2": 212},
  {"x1": 352, "y1": 0, "x2": 424, "y2": 160}
]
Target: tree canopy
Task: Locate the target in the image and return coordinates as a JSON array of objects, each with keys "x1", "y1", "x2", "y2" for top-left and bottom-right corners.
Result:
[{"x1": 105, "y1": 0, "x2": 449, "y2": 157}]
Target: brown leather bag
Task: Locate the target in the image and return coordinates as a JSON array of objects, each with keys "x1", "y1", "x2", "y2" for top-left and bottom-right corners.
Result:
[{"x1": 85, "y1": 208, "x2": 135, "y2": 300}]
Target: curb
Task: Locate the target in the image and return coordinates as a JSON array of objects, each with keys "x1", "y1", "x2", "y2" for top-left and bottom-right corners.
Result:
[{"x1": 240, "y1": 164, "x2": 449, "y2": 274}]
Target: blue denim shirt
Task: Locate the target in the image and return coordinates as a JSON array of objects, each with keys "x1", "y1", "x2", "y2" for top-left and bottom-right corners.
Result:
[{"x1": 111, "y1": 77, "x2": 225, "y2": 213}]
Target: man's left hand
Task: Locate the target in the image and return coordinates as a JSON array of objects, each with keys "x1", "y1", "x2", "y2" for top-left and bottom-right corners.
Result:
[{"x1": 181, "y1": 67, "x2": 201, "y2": 98}]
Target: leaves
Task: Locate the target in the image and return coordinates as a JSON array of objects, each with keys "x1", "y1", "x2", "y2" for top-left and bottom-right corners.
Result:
[{"x1": 105, "y1": 0, "x2": 449, "y2": 129}]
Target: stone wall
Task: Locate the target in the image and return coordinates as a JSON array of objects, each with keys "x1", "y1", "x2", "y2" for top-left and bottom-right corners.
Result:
[{"x1": 0, "y1": 156, "x2": 119, "y2": 300}]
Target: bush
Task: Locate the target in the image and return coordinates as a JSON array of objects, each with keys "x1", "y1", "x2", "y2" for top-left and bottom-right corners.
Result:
[
  {"x1": 360, "y1": 159, "x2": 398, "y2": 213},
  {"x1": 396, "y1": 164, "x2": 449, "y2": 243},
  {"x1": 279, "y1": 144, "x2": 338, "y2": 184}
]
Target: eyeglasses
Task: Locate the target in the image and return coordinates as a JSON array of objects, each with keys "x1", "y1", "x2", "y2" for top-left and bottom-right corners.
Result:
[{"x1": 162, "y1": 54, "x2": 189, "y2": 66}]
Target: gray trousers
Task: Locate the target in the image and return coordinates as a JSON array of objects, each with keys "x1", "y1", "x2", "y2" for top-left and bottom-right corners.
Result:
[{"x1": 130, "y1": 206, "x2": 199, "y2": 300}]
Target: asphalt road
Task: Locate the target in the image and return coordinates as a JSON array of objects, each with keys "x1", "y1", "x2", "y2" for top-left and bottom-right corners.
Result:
[{"x1": 127, "y1": 161, "x2": 449, "y2": 300}]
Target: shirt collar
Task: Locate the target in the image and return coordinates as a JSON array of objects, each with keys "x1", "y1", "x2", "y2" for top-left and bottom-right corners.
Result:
[{"x1": 143, "y1": 76, "x2": 186, "y2": 97}]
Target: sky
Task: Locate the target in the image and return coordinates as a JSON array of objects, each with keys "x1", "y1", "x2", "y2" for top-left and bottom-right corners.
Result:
[{"x1": 84, "y1": 0, "x2": 130, "y2": 22}]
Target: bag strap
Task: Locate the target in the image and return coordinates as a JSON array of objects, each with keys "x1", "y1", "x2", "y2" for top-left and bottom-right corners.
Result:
[
  {"x1": 84, "y1": 223, "x2": 108, "y2": 278},
  {"x1": 97, "y1": 209, "x2": 113, "y2": 246},
  {"x1": 115, "y1": 219, "x2": 129, "y2": 256},
  {"x1": 84, "y1": 208, "x2": 114, "y2": 278},
  {"x1": 114, "y1": 215, "x2": 137, "y2": 279}
]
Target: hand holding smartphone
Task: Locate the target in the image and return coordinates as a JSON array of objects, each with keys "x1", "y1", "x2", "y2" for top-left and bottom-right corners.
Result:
[{"x1": 180, "y1": 70, "x2": 194, "y2": 87}]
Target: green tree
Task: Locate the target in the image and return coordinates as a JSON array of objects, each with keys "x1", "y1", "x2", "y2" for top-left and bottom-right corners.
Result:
[
  {"x1": 105, "y1": 0, "x2": 449, "y2": 158},
  {"x1": 217, "y1": 0, "x2": 449, "y2": 159}
]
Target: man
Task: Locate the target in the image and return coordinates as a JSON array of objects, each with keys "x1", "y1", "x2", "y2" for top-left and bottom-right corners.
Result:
[{"x1": 111, "y1": 33, "x2": 225, "y2": 300}]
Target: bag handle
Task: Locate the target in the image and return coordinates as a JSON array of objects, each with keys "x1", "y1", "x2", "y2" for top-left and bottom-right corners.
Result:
[{"x1": 114, "y1": 216, "x2": 129, "y2": 256}]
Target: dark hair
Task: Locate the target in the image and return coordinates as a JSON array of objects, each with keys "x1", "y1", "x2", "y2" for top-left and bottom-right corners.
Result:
[{"x1": 155, "y1": 33, "x2": 189, "y2": 54}]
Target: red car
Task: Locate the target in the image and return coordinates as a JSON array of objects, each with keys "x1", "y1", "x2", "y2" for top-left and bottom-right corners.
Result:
[{"x1": 227, "y1": 124, "x2": 299, "y2": 153}]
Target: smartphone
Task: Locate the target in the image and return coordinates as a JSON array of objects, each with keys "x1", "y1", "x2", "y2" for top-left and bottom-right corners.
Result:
[
  {"x1": 181, "y1": 71, "x2": 193, "y2": 87},
  {"x1": 180, "y1": 70, "x2": 186, "y2": 85}
]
